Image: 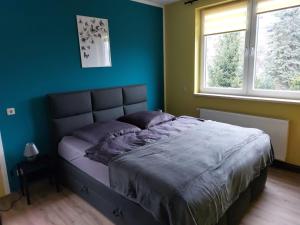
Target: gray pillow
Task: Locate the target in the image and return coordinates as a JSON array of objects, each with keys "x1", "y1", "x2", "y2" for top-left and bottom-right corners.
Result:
[
  {"x1": 73, "y1": 120, "x2": 141, "y2": 144},
  {"x1": 118, "y1": 111, "x2": 175, "y2": 129}
]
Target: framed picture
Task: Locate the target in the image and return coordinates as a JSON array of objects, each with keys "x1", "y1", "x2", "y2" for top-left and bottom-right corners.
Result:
[{"x1": 76, "y1": 15, "x2": 112, "y2": 68}]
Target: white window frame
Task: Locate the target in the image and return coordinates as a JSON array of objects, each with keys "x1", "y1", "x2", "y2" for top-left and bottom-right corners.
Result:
[
  {"x1": 200, "y1": 31, "x2": 247, "y2": 96},
  {"x1": 200, "y1": 0, "x2": 300, "y2": 100}
]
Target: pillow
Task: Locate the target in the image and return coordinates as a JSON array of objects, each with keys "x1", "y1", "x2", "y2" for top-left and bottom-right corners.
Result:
[
  {"x1": 73, "y1": 120, "x2": 141, "y2": 144},
  {"x1": 118, "y1": 111, "x2": 175, "y2": 129}
]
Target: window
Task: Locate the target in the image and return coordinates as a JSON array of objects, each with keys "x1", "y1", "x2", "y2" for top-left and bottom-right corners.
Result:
[
  {"x1": 200, "y1": 0, "x2": 300, "y2": 99},
  {"x1": 201, "y1": 1, "x2": 248, "y2": 94}
]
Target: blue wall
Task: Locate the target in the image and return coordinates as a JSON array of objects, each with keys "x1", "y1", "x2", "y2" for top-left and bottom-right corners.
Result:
[{"x1": 0, "y1": 0, "x2": 163, "y2": 190}]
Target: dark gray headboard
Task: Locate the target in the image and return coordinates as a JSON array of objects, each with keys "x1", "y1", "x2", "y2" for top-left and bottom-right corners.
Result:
[{"x1": 48, "y1": 84, "x2": 147, "y2": 143}]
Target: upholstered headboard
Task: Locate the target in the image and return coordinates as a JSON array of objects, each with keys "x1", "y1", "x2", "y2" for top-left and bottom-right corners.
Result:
[{"x1": 48, "y1": 84, "x2": 147, "y2": 144}]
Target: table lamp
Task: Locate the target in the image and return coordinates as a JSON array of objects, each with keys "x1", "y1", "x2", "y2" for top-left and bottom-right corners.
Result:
[{"x1": 24, "y1": 143, "x2": 39, "y2": 161}]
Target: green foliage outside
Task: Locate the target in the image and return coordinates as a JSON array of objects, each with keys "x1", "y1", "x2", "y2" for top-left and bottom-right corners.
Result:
[
  {"x1": 207, "y1": 32, "x2": 244, "y2": 88},
  {"x1": 255, "y1": 7, "x2": 300, "y2": 90},
  {"x1": 208, "y1": 7, "x2": 300, "y2": 91}
]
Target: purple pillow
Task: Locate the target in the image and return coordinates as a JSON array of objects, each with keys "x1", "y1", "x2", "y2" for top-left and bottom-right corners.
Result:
[
  {"x1": 118, "y1": 111, "x2": 175, "y2": 129},
  {"x1": 73, "y1": 120, "x2": 141, "y2": 144}
]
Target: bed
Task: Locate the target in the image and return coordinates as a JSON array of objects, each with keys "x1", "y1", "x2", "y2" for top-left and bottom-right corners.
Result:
[{"x1": 48, "y1": 84, "x2": 273, "y2": 225}]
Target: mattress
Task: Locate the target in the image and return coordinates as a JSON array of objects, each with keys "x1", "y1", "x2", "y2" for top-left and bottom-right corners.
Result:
[{"x1": 58, "y1": 136, "x2": 110, "y2": 186}]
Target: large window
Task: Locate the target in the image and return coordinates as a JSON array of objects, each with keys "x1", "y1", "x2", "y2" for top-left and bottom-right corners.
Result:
[{"x1": 200, "y1": 0, "x2": 300, "y2": 99}]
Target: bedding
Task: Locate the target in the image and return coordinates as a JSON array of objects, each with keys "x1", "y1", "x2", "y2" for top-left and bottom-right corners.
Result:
[
  {"x1": 72, "y1": 120, "x2": 141, "y2": 145},
  {"x1": 85, "y1": 116, "x2": 200, "y2": 165},
  {"x1": 85, "y1": 117, "x2": 273, "y2": 225},
  {"x1": 118, "y1": 111, "x2": 174, "y2": 129},
  {"x1": 58, "y1": 136, "x2": 110, "y2": 186}
]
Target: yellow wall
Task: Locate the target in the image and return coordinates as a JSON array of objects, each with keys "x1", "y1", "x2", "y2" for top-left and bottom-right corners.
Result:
[{"x1": 165, "y1": 0, "x2": 300, "y2": 166}]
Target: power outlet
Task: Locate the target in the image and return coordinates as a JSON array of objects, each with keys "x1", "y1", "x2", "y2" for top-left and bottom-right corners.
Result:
[{"x1": 6, "y1": 108, "x2": 16, "y2": 116}]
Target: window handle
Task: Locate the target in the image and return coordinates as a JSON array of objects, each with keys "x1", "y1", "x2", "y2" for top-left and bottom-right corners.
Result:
[{"x1": 250, "y1": 47, "x2": 255, "y2": 56}]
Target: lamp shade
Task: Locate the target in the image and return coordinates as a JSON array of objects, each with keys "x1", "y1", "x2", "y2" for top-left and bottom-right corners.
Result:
[{"x1": 24, "y1": 143, "x2": 39, "y2": 159}]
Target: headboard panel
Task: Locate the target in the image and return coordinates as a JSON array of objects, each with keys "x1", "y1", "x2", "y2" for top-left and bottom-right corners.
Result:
[
  {"x1": 48, "y1": 84, "x2": 147, "y2": 144},
  {"x1": 124, "y1": 102, "x2": 147, "y2": 115},
  {"x1": 49, "y1": 91, "x2": 92, "y2": 118},
  {"x1": 123, "y1": 85, "x2": 147, "y2": 114},
  {"x1": 92, "y1": 87, "x2": 124, "y2": 122},
  {"x1": 123, "y1": 85, "x2": 147, "y2": 105},
  {"x1": 53, "y1": 113, "x2": 94, "y2": 142},
  {"x1": 92, "y1": 88, "x2": 123, "y2": 110}
]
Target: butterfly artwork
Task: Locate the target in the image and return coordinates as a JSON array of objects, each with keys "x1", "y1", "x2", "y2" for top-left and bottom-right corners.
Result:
[
  {"x1": 76, "y1": 15, "x2": 111, "y2": 68},
  {"x1": 83, "y1": 52, "x2": 89, "y2": 59}
]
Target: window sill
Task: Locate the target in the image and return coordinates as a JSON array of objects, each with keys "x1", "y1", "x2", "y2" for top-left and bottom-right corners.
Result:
[{"x1": 194, "y1": 93, "x2": 300, "y2": 105}]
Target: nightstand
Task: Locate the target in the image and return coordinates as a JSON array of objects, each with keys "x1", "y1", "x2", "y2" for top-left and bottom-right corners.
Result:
[{"x1": 17, "y1": 155, "x2": 59, "y2": 205}]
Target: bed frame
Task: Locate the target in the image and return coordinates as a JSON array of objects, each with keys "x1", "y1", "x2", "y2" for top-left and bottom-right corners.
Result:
[{"x1": 48, "y1": 84, "x2": 268, "y2": 225}]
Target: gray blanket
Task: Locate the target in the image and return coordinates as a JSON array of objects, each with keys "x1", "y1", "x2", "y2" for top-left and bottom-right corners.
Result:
[
  {"x1": 108, "y1": 119, "x2": 273, "y2": 225},
  {"x1": 86, "y1": 116, "x2": 203, "y2": 165}
]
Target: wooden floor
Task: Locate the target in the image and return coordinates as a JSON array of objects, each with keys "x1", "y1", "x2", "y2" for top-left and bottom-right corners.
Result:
[{"x1": 1, "y1": 168, "x2": 300, "y2": 225}]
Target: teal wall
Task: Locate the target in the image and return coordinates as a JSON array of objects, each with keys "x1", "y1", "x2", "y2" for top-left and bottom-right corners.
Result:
[{"x1": 0, "y1": 0, "x2": 163, "y2": 190}]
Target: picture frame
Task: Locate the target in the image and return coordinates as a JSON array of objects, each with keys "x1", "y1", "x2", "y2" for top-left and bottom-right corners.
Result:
[{"x1": 77, "y1": 15, "x2": 112, "y2": 68}]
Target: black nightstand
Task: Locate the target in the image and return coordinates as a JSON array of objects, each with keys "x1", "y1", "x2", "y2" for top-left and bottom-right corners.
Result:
[{"x1": 17, "y1": 155, "x2": 59, "y2": 205}]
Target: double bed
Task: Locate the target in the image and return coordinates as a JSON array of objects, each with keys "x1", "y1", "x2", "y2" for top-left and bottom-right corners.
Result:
[{"x1": 48, "y1": 84, "x2": 273, "y2": 225}]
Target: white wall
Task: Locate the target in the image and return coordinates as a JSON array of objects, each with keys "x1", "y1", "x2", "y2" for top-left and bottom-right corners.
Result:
[{"x1": 0, "y1": 132, "x2": 10, "y2": 195}]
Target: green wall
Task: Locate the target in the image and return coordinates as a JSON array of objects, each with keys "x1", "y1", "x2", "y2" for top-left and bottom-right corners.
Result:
[{"x1": 0, "y1": 0, "x2": 164, "y2": 190}]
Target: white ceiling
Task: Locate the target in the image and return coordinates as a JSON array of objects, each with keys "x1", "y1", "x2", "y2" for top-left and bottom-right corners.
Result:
[
  {"x1": 151, "y1": 0, "x2": 179, "y2": 4},
  {"x1": 131, "y1": 0, "x2": 180, "y2": 7}
]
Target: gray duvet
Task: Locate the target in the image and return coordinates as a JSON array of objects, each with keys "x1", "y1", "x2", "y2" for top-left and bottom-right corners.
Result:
[{"x1": 86, "y1": 117, "x2": 273, "y2": 225}]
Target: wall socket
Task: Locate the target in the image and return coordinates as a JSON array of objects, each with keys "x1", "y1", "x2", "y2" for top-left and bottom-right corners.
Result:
[{"x1": 6, "y1": 108, "x2": 16, "y2": 116}]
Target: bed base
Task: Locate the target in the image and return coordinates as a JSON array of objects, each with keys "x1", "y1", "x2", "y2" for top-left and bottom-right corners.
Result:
[{"x1": 58, "y1": 158, "x2": 268, "y2": 225}]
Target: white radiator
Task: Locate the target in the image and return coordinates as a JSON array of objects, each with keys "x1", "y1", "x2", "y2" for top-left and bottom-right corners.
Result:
[{"x1": 199, "y1": 108, "x2": 289, "y2": 161}]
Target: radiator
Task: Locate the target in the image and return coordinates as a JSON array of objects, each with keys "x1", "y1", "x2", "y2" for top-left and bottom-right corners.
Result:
[{"x1": 199, "y1": 108, "x2": 289, "y2": 161}]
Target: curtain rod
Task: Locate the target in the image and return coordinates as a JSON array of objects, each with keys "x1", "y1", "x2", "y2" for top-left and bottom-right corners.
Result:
[{"x1": 184, "y1": 0, "x2": 198, "y2": 5}]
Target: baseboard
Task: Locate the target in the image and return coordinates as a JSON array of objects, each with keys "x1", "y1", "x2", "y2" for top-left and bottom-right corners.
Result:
[{"x1": 272, "y1": 160, "x2": 300, "y2": 173}]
